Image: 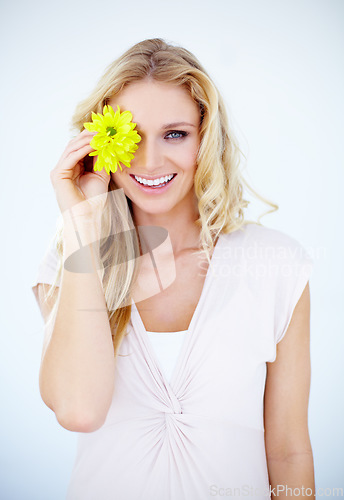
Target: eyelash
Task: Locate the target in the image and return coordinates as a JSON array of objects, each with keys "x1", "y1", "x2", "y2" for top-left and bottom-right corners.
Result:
[{"x1": 165, "y1": 130, "x2": 189, "y2": 140}]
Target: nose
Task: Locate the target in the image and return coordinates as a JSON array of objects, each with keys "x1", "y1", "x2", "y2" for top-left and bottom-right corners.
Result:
[{"x1": 134, "y1": 136, "x2": 163, "y2": 172}]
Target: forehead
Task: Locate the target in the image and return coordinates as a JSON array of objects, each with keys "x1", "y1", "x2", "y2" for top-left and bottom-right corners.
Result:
[{"x1": 108, "y1": 80, "x2": 200, "y2": 127}]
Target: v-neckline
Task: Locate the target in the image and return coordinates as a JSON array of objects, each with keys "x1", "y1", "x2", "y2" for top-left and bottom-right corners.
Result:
[{"x1": 131, "y1": 232, "x2": 223, "y2": 391}]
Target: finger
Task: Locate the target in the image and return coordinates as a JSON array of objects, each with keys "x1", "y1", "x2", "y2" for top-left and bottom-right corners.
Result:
[
  {"x1": 53, "y1": 144, "x2": 95, "y2": 175},
  {"x1": 65, "y1": 130, "x2": 97, "y2": 152},
  {"x1": 61, "y1": 135, "x2": 97, "y2": 162},
  {"x1": 69, "y1": 128, "x2": 97, "y2": 143}
]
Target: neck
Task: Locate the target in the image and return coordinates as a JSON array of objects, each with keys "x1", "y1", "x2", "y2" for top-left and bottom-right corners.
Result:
[{"x1": 130, "y1": 190, "x2": 201, "y2": 256}]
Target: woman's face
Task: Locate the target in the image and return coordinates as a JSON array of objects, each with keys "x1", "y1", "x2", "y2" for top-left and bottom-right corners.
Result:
[{"x1": 107, "y1": 79, "x2": 201, "y2": 216}]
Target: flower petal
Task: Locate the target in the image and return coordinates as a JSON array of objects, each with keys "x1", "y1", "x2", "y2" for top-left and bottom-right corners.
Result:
[{"x1": 83, "y1": 104, "x2": 142, "y2": 172}]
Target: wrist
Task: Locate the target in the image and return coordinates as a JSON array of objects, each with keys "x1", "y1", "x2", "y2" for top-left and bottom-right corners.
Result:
[{"x1": 62, "y1": 212, "x2": 102, "y2": 261}]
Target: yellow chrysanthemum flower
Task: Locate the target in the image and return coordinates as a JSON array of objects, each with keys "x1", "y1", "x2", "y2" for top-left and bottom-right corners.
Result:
[{"x1": 83, "y1": 104, "x2": 141, "y2": 174}]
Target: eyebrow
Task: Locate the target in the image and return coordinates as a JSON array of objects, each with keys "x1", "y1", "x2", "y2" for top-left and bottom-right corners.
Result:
[{"x1": 135, "y1": 121, "x2": 197, "y2": 130}]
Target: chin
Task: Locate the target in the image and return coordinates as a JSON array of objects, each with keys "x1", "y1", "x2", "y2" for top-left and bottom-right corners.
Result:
[{"x1": 134, "y1": 200, "x2": 173, "y2": 215}]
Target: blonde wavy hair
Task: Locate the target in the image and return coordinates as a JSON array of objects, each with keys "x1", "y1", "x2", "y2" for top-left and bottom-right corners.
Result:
[{"x1": 43, "y1": 38, "x2": 278, "y2": 359}]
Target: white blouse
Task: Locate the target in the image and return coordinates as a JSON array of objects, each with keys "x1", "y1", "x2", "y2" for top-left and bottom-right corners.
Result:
[
  {"x1": 31, "y1": 222, "x2": 315, "y2": 500},
  {"x1": 146, "y1": 330, "x2": 188, "y2": 383}
]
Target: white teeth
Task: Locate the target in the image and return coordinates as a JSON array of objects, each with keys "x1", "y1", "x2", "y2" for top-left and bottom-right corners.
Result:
[{"x1": 134, "y1": 174, "x2": 174, "y2": 186}]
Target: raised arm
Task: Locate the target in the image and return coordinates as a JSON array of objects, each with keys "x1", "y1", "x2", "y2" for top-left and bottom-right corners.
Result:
[{"x1": 37, "y1": 130, "x2": 116, "y2": 433}]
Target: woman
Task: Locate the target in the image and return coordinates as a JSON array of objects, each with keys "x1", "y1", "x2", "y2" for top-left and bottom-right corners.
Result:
[{"x1": 32, "y1": 38, "x2": 316, "y2": 499}]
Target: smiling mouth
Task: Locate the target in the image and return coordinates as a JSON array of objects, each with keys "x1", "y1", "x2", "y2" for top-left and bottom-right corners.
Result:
[{"x1": 130, "y1": 173, "x2": 177, "y2": 188}]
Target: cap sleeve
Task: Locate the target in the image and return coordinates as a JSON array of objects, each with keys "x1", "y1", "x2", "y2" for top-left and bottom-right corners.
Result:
[
  {"x1": 274, "y1": 237, "x2": 314, "y2": 345},
  {"x1": 31, "y1": 236, "x2": 62, "y2": 304}
]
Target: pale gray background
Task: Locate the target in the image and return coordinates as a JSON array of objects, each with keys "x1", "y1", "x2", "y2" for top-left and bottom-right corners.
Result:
[{"x1": 0, "y1": 0, "x2": 343, "y2": 498}]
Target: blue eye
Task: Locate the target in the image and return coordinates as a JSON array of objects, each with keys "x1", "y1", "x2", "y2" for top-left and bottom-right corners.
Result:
[{"x1": 165, "y1": 130, "x2": 188, "y2": 140}]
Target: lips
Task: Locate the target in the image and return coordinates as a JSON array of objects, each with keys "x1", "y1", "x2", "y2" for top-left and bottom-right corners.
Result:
[
  {"x1": 130, "y1": 174, "x2": 177, "y2": 188},
  {"x1": 129, "y1": 173, "x2": 178, "y2": 193}
]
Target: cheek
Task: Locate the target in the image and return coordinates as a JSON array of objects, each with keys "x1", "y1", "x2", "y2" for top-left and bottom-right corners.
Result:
[
  {"x1": 171, "y1": 140, "x2": 199, "y2": 170},
  {"x1": 110, "y1": 171, "x2": 127, "y2": 186},
  {"x1": 180, "y1": 144, "x2": 199, "y2": 172}
]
